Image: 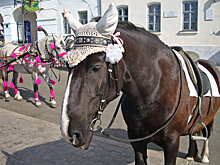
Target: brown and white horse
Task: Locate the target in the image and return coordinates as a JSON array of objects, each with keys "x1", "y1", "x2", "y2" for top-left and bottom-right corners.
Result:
[{"x1": 61, "y1": 3, "x2": 220, "y2": 165}]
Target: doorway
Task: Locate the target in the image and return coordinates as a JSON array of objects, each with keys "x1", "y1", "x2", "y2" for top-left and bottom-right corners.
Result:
[{"x1": 13, "y1": 7, "x2": 37, "y2": 44}]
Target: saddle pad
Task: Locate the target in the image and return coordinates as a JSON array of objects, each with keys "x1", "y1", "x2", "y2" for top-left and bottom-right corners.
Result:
[
  {"x1": 198, "y1": 64, "x2": 220, "y2": 97},
  {"x1": 173, "y1": 49, "x2": 220, "y2": 97},
  {"x1": 173, "y1": 49, "x2": 198, "y2": 97}
]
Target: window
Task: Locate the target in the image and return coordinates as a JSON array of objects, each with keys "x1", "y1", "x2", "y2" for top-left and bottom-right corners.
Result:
[
  {"x1": 118, "y1": 7, "x2": 128, "y2": 21},
  {"x1": 17, "y1": 22, "x2": 24, "y2": 43},
  {"x1": 182, "y1": 1, "x2": 198, "y2": 31},
  {"x1": 148, "y1": 4, "x2": 161, "y2": 32},
  {"x1": 62, "y1": 13, "x2": 71, "y2": 34},
  {"x1": 78, "y1": 11, "x2": 88, "y2": 24}
]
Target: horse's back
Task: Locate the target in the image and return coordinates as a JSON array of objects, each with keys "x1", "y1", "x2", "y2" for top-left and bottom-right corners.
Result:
[{"x1": 0, "y1": 44, "x2": 17, "y2": 57}]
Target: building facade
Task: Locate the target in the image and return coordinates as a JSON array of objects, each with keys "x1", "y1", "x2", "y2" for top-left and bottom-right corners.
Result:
[
  {"x1": 0, "y1": 0, "x2": 101, "y2": 44},
  {"x1": 0, "y1": 0, "x2": 219, "y2": 60},
  {"x1": 102, "y1": 0, "x2": 220, "y2": 60}
]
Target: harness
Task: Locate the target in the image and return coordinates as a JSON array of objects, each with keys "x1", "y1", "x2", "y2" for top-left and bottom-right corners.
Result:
[
  {"x1": 89, "y1": 63, "x2": 121, "y2": 131},
  {"x1": 89, "y1": 48, "x2": 183, "y2": 143}
]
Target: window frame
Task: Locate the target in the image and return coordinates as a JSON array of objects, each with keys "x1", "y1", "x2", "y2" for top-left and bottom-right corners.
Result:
[
  {"x1": 148, "y1": 4, "x2": 161, "y2": 32},
  {"x1": 78, "y1": 11, "x2": 88, "y2": 25},
  {"x1": 62, "y1": 13, "x2": 71, "y2": 34},
  {"x1": 182, "y1": 1, "x2": 198, "y2": 31},
  {"x1": 117, "y1": 6, "x2": 128, "y2": 21}
]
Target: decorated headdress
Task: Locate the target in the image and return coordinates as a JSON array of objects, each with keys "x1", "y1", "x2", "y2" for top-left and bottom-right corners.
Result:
[{"x1": 65, "y1": 3, "x2": 124, "y2": 67}]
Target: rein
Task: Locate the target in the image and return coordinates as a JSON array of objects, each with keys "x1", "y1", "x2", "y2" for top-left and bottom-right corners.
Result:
[
  {"x1": 0, "y1": 52, "x2": 31, "y2": 69},
  {"x1": 23, "y1": 58, "x2": 52, "y2": 65},
  {"x1": 90, "y1": 50, "x2": 183, "y2": 143}
]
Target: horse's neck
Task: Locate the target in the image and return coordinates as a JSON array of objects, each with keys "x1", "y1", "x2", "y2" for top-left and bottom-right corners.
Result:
[
  {"x1": 121, "y1": 39, "x2": 177, "y2": 111},
  {"x1": 120, "y1": 41, "x2": 153, "y2": 105},
  {"x1": 121, "y1": 60, "x2": 147, "y2": 109},
  {"x1": 37, "y1": 36, "x2": 50, "y2": 59}
]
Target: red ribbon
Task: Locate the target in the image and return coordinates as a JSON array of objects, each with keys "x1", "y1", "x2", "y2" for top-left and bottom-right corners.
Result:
[{"x1": 112, "y1": 32, "x2": 125, "y2": 53}]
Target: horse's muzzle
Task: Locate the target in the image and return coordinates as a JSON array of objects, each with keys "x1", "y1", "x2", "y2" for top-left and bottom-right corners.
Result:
[{"x1": 69, "y1": 129, "x2": 94, "y2": 150}]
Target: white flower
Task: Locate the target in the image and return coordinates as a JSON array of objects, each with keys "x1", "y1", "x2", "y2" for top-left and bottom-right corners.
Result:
[{"x1": 105, "y1": 44, "x2": 123, "y2": 64}]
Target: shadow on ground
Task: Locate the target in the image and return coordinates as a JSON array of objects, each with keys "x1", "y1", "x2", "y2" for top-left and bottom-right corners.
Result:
[
  {"x1": 2, "y1": 138, "x2": 134, "y2": 165},
  {"x1": 95, "y1": 128, "x2": 187, "y2": 159},
  {"x1": 0, "y1": 87, "x2": 51, "y2": 107}
]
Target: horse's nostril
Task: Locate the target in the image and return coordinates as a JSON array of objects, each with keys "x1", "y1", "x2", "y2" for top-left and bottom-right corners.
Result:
[{"x1": 69, "y1": 130, "x2": 82, "y2": 146}]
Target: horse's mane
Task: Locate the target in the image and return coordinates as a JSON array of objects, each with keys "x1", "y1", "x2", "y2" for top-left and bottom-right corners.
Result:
[
  {"x1": 117, "y1": 21, "x2": 168, "y2": 48},
  {"x1": 89, "y1": 17, "x2": 168, "y2": 48}
]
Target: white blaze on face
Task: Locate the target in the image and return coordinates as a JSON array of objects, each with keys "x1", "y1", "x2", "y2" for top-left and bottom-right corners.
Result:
[{"x1": 61, "y1": 72, "x2": 73, "y2": 143}]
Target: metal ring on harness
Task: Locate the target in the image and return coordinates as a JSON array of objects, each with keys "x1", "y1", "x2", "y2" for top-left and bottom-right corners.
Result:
[
  {"x1": 191, "y1": 122, "x2": 208, "y2": 141},
  {"x1": 89, "y1": 118, "x2": 102, "y2": 132}
]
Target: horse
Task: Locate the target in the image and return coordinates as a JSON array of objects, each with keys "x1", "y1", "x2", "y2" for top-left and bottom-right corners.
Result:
[
  {"x1": 61, "y1": 3, "x2": 220, "y2": 165},
  {"x1": 0, "y1": 27, "x2": 68, "y2": 107}
]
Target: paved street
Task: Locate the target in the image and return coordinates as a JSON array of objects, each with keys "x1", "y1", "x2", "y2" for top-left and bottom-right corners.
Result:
[
  {"x1": 0, "y1": 68, "x2": 219, "y2": 165},
  {"x1": 0, "y1": 107, "x2": 208, "y2": 165}
]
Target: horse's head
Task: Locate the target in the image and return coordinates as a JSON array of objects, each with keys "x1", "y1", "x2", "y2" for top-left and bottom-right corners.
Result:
[
  {"x1": 37, "y1": 27, "x2": 68, "y2": 64},
  {"x1": 38, "y1": 35, "x2": 68, "y2": 64},
  {"x1": 49, "y1": 35, "x2": 68, "y2": 64},
  {"x1": 61, "y1": 3, "x2": 123, "y2": 149}
]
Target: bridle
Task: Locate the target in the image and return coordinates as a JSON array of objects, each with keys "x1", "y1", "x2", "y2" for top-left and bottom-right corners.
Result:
[
  {"x1": 89, "y1": 49, "x2": 183, "y2": 143},
  {"x1": 89, "y1": 63, "x2": 121, "y2": 132}
]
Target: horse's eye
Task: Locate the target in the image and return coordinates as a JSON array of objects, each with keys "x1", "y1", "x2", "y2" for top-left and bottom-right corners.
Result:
[{"x1": 92, "y1": 65, "x2": 102, "y2": 72}]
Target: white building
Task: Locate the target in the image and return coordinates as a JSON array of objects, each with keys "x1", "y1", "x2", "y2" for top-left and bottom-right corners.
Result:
[
  {"x1": 0, "y1": 0, "x2": 220, "y2": 61},
  {"x1": 102, "y1": 0, "x2": 220, "y2": 61},
  {"x1": 0, "y1": 0, "x2": 101, "y2": 43}
]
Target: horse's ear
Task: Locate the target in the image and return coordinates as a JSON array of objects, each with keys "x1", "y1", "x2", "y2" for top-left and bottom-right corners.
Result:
[
  {"x1": 96, "y1": 3, "x2": 118, "y2": 37},
  {"x1": 64, "y1": 8, "x2": 82, "y2": 32}
]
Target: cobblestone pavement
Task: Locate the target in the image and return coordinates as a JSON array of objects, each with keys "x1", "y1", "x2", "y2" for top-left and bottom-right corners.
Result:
[{"x1": 1, "y1": 108, "x2": 215, "y2": 165}]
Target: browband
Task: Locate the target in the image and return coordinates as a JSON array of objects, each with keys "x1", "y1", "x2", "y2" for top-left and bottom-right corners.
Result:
[{"x1": 74, "y1": 36, "x2": 111, "y2": 47}]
